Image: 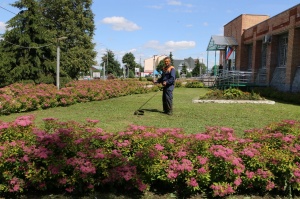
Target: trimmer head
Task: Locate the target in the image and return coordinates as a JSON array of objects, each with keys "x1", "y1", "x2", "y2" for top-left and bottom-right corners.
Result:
[{"x1": 134, "y1": 110, "x2": 144, "y2": 115}]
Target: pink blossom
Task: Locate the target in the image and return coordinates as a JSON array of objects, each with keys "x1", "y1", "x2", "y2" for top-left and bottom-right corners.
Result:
[
  {"x1": 42, "y1": 117, "x2": 58, "y2": 121},
  {"x1": 15, "y1": 119, "x2": 32, "y2": 127},
  {"x1": 154, "y1": 144, "x2": 164, "y2": 151},
  {"x1": 240, "y1": 147, "x2": 259, "y2": 158},
  {"x1": 197, "y1": 167, "x2": 207, "y2": 174},
  {"x1": 177, "y1": 150, "x2": 187, "y2": 158},
  {"x1": 234, "y1": 177, "x2": 242, "y2": 186},
  {"x1": 87, "y1": 184, "x2": 94, "y2": 189},
  {"x1": 0, "y1": 122, "x2": 9, "y2": 130},
  {"x1": 65, "y1": 186, "x2": 74, "y2": 193},
  {"x1": 246, "y1": 171, "x2": 255, "y2": 179},
  {"x1": 137, "y1": 179, "x2": 148, "y2": 191},
  {"x1": 256, "y1": 169, "x2": 271, "y2": 179},
  {"x1": 167, "y1": 170, "x2": 178, "y2": 180},
  {"x1": 187, "y1": 177, "x2": 198, "y2": 187},
  {"x1": 197, "y1": 156, "x2": 208, "y2": 165},
  {"x1": 266, "y1": 181, "x2": 275, "y2": 190},
  {"x1": 282, "y1": 135, "x2": 295, "y2": 143},
  {"x1": 293, "y1": 169, "x2": 300, "y2": 177},
  {"x1": 58, "y1": 178, "x2": 67, "y2": 185},
  {"x1": 161, "y1": 155, "x2": 168, "y2": 160},
  {"x1": 86, "y1": 118, "x2": 99, "y2": 124},
  {"x1": 48, "y1": 165, "x2": 60, "y2": 175},
  {"x1": 178, "y1": 159, "x2": 193, "y2": 172},
  {"x1": 194, "y1": 133, "x2": 211, "y2": 141},
  {"x1": 168, "y1": 139, "x2": 175, "y2": 144},
  {"x1": 22, "y1": 155, "x2": 29, "y2": 162},
  {"x1": 94, "y1": 149, "x2": 105, "y2": 159}
]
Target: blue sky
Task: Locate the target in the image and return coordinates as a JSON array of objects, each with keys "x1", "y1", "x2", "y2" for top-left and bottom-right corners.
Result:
[{"x1": 1, "y1": 0, "x2": 299, "y2": 68}]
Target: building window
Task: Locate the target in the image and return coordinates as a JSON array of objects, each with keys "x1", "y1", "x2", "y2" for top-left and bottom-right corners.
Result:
[
  {"x1": 278, "y1": 34, "x2": 288, "y2": 68},
  {"x1": 261, "y1": 43, "x2": 267, "y2": 69},
  {"x1": 247, "y1": 45, "x2": 253, "y2": 70}
]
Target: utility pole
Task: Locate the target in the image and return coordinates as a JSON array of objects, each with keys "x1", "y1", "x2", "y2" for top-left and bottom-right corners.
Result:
[{"x1": 153, "y1": 55, "x2": 156, "y2": 82}]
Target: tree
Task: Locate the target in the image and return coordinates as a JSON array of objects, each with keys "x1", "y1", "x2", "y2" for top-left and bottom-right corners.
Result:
[
  {"x1": 40, "y1": 0, "x2": 96, "y2": 79},
  {"x1": 122, "y1": 52, "x2": 136, "y2": 75},
  {"x1": 181, "y1": 64, "x2": 187, "y2": 75},
  {"x1": 100, "y1": 50, "x2": 121, "y2": 77},
  {"x1": 169, "y1": 52, "x2": 174, "y2": 66},
  {"x1": 192, "y1": 59, "x2": 207, "y2": 77},
  {"x1": 156, "y1": 60, "x2": 164, "y2": 74},
  {"x1": 0, "y1": 0, "x2": 56, "y2": 86},
  {"x1": 0, "y1": 0, "x2": 97, "y2": 87}
]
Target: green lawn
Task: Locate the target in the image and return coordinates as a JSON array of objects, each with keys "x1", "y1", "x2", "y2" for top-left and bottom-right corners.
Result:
[{"x1": 1, "y1": 87, "x2": 300, "y2": 137}]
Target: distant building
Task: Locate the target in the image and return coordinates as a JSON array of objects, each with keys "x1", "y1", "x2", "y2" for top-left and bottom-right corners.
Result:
[
  {"x1": 144, "y1": 55, "x2": 167, "y2": 76},
  {"x1": 173, "y1": 57, "x2": 196, "y2": 74}
]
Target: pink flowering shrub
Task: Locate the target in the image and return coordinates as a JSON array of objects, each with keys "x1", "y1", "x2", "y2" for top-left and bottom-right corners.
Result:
[
  {"x1": 0, "y1": 80, "x2": 155, "y2": 115},
  {"x1": 0, "y1": 117, "x2": 300, "y2": 197}
]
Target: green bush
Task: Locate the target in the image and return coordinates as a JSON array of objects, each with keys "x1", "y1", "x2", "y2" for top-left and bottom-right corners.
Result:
[
  {"x1": 185, "y1": 81, "x2": 204, "y2": 88},
  {"x1": 175, "y1": 80, "x2": 182, "y2": 87},
  {"x1": 199, "y1": 88, "x2": 264, "y2": 100},
  {"x1": 253, "y1": 87, "x2": 300, "y2": 104}
]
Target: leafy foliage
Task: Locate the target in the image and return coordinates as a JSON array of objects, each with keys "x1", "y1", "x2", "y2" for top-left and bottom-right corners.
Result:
[
  {"x1": 0, "y1": 117, "x2": 300, "y2": 198},
  {"x1": 199, "y1": 88, "x2": 265, "y2": 100},
  {"x1": 0, "y1": 0, "x2": 96, "y2": 86},
  {"x1": 0, "y1": 80, "x2": 156, "y2": 115}
]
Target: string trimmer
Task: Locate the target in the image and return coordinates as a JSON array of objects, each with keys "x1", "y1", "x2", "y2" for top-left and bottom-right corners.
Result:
[{"x1": 134, "y1": 89, "x2": 161, "y2": 115}]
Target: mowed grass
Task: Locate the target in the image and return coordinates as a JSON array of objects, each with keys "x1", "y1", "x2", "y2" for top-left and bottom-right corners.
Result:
[{"x1": 1, "y1": 87, "x2": 300, "y2": 137}]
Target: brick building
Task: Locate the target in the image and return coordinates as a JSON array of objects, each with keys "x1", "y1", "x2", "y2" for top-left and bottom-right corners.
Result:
[{"x1": 217, "y1": 3, "x2": 300, "y2": 92}]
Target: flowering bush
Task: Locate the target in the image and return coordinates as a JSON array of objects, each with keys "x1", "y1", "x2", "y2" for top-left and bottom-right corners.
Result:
[
  {"x1": 0, "y1": 116, "x2": 300, "y2": 197},
  {"x1": 0, "y1": 80, "x2": 156, "y2": 115}
]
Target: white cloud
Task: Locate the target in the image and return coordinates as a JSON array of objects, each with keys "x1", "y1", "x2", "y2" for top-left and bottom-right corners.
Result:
[
  {"x1": 129, "y1": 48, "x2": 137, "y2": 53},
  {"x1": 203, "y1": 22, "x2": 208, "y2": 26},
  {"x1": 165, "y1": 41, "x2": 196, "y2": 49},
  {"x1": 147, "y1": 5, "x2": 163, "y2": 9},
  {"x1": 0, "y1": 22, "x2": 6, "y2": 32},
  {"x1": 101, "y1": 16, "x2": 141, "y2": 31},
  {"x1": 144, "y1": 40, "x2": 196, "y2": 55},
  {"x1": 167, "y1": 0, "x2": 182, "y2": 6},
  {"x1": 186, "y1": 24, "x2": 193, "y2": 28}
]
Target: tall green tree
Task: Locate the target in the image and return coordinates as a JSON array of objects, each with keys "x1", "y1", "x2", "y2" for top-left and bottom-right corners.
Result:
[
  {"x1": 101, "y1": 50, "x2": 121, "y2": 77},
  {"x1": 122, "y1": 52, "x2": 136, "y2": 75},
  {"x1": 0, "y1": 0, "x2": 97, "y2": 86},
  {"x1": 122, "y1": 52, "x2": 137, "y2": 74},
  {"x1": 181, "y1": 64, "x2": 187, "y2": 75},
  {"x1": 192, "y1": 59, "x2": 207, "y2": 76},
  {"x1": 156, "y1": 60, "x2": 164, "y2": 74},
  {"x1": 40, "y1": 0, "x2": 97, "y2": 79},
  {"x1": 169, "y1": 52, "x2": 174, "y2": 65},
  {"x1": 0, "y1": 0, "x2": 55, "y2": 86}
]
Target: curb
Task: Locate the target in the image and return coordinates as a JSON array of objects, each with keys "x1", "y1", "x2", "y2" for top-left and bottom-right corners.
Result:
[{"x1": 192, "y1": 99, "x2": 275, "y2": 104}]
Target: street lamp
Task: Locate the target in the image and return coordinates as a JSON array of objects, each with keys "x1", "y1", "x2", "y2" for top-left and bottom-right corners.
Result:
[
  {"x1": 56, "y1": 36, "x2": 67, "y2": 90},
  {"x1": 153, "y1": 55, "x2": 157, "y2": 82}
]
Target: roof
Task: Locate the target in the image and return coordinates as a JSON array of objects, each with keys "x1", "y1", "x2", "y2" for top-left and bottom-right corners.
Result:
[{"x1": 207, "y1": 35, "x2": 238, "y2": 51}]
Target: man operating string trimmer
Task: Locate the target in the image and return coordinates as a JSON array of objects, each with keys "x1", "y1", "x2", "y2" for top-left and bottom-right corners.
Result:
[{"x1": 154, "y1": 57, "x2": 176, "y2": 115}]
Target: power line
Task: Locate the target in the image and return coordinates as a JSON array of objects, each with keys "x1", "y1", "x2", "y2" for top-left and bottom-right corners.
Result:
[
  {"x1": 0, "y1": 5, "x2": 17, "y2": 15},
  {"x1": 2, "y1": 39, "x2": 54, "y2": 49}
]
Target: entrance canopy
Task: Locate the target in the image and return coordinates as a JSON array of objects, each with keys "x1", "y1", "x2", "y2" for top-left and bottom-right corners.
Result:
[{"x1": 207, "y1": 35, "x2": 238, "y2": 51}]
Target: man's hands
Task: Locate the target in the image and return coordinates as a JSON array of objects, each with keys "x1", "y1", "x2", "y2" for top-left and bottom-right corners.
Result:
[{"x1": 153, "y1": 80, "x2": 167, "y2": 86}]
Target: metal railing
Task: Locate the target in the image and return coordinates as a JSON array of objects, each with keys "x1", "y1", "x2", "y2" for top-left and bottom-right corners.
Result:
[{"x1": 214, "y1": 70, "x2": 254, "y2": 88}]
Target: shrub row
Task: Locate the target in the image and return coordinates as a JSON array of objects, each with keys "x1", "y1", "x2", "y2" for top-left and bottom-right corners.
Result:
[
  {"x1": 0, "y1": 80, "x2": 156, "y2": 115},
  {"x1": 0, "y1": 116, "x2": 300, "y2": 198}
]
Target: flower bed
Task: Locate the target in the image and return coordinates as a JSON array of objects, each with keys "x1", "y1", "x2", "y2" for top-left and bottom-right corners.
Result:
[
  {"x1": 0, "y1": 116, "x2": 299, "y2": 198},
  {"x1": 0, "y1": 80, "x2": 156, "y2": 115}
]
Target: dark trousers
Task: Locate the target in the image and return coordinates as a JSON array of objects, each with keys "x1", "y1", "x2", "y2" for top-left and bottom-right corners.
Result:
[{"x1": 162, "y1": 86, "x2": 173, "y2": 113}]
